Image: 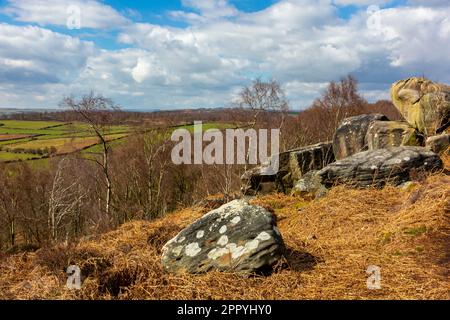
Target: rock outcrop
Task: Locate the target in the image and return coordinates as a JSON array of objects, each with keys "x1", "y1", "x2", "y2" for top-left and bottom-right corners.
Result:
[
  {"x1": 391, "y1": 77, "x2": 450, "y2": 136},
  {"x1": 240, "y1": 165, "x2": 279, "y2": 196},
  {"x1": 241, "y1": 143, "x2": 334, "y2": 195},
  {"x1": 366, "y1": 120, "x2": 422, "y2": 150},
  {"x1": 425, "y1": 134, "x2": 450, "y2": 154},
  {"x1": 161, "y1": 199, "x2": 284, "y2": 274},
  {"x1": 240, "y1": 77, "x2": 450, "y2": 198},
  {"x1": 333, "y1": 113, "x2": 389, "y2": 160},
  {"x1": 289, "y1": 142, "x2": 335, "y2": 182},
  {"x1": 318, "y1": 146, "x2": 443, "y2": 188}
]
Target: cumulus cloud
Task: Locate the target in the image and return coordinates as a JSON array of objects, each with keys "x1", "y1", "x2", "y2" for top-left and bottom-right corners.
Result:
[
  {"x1": 0, "y1": 23, "x2": 95, "y2": 85},
  {"x1": 408, "y1": 0, "x2": 450, "y2": 7},
  {"x1": 333, "y1": 0, "x2": 391, "y2": 6},
  {"x1": 170, "y1": 0, "x2": 238, "y2": 24},
  {"x1": 2, "y1": 0, "x2": 129, "y2": 29},
  {"x1": 1, "y1": 0, "x2": 450, "y2": 110}
]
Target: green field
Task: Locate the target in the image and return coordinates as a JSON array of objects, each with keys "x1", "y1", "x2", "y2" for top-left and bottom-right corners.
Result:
[
  {"x1": 180, "y1": 122, "x2": 236, "y2": 132},
  {"x1": 0, "y1": 120, "x2": 238, "y2": 163},
  {"x1": 0, "y1": 120, "x2": 131, "y2": 162},
  {"x1": 0, "y1": 120, "x2": 63, "y2": 130}
]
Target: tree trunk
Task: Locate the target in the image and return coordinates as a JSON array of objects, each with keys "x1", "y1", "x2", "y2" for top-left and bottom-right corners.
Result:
[
  {"x1": 10, "y1": 218, "x2": 15, "y2": 248},
  {"x1": 103, "y1": 140, "x2": 112, "y2": 218}
]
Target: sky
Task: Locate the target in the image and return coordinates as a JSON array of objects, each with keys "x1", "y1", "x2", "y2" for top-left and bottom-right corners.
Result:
[{"x1": 0, "y1": 0, "x2": 449, "y2": 111}]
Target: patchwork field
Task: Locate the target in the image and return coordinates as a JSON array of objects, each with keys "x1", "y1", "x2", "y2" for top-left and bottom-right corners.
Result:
[{"x1": 0, "y1": 120, "x2": 131, "y2": 162}]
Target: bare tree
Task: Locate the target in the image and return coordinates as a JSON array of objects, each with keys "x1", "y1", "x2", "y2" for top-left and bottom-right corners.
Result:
[
  {"x1": 48, "y1": 158, "x2": 86, "y2": 242},
  {"x1": 60, "y1": 92, "x2": 120, "y2": 218},
  {"x1": 141, "y1": 130, "x2": 171, "y2": 218},
  {"x1": 309, "y1": 75, "x2": 367, "y2": 140},
  {"x1": 237, "y1": 78, "x2": 289, "y2": 128},
  {"x1": 0, "y1": 167, "x2": 22, "y2": 249}
]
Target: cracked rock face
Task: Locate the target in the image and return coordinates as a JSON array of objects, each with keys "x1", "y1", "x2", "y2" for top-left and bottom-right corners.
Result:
[
  {"x1": 318, "y1": 146, "x2": 443, "y2": 187},
  {"x1": 366, "y1": 120, "x2": 422, "y2": 150},
  {"x1": 161, "y1": 199, "x2": 284, "y2": 274},
  {"x1": 333, "y1": 113, "x2": 389, "y2": 160},
  {"x1": 391, "y1": 77, "x2": 450, "y2": 135}
]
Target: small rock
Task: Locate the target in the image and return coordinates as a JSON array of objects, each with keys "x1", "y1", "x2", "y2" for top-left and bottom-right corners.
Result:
[
  {"x1": 291, "y1": 170, "x2": 328, "y2": 199},
  {"x1": 161, "y1": 199, "x2": 285, "y2": 274},
  {"x1": 425, "y1": 134, "x2": 450, "y2": 154}
]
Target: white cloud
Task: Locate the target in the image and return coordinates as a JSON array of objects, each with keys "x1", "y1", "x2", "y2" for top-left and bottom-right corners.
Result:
[
  {"x1": 333, "y1": 0, "x2": 391, "y2": 6},
  {"x1": 1, "y1": 0, "x2": 450, "y2": 110},
  {"x1": 2, "y1": 0, "x2": 129, "y2": 29},
  {"x1": 0, "y1": 23, "x2": 95, "y2": 84},
  {"x1": 408, "y1": 0, "x2": 450, "y2": 6},
  {"x1": 170, "y1": 0, "x2": 238, "y2": 24}
]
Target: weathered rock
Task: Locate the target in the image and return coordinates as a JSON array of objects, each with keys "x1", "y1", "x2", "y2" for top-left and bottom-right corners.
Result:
[
  {"x1": 425, "y1": 134, "x2": 450, "y2": 154},
  {"x1": 161, "y1": 199, "x2": 284, "y2": 274},
  {"x1": 240, "y1": 165, "x2": 278, "y2": 196},
  {"x1": 333, "y1": 114, "x2": 389, "y2": 160},
  {"x1": 241, "y1": 143, "x2": 333, "y2": 195},
  {"x1": 366, "y1": 120, "x2": 422, "y2": 150},
  {"x1": 391, "y1": 77, "x2": 450, "y2": 135},
  {"x1": 318, "y1": 146, "x2": 443, "y2": 188},
  {"x1": 289, "y1": 142, "x2": 335, "y2": 182},
  {"x1": 291, "y1": 170, "x2": 328, "y2": 199}
]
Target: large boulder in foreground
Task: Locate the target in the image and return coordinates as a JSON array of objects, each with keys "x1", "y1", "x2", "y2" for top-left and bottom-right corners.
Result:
[
  {"x1": 333, "y1": 114, "x2": 389, "y2": 160},
  {"x1": 366, "y1": 120, "x2": 422, "y2": 150},
  {"x1": 391, "y1": 77, "x2": 450, "y2": 135},
  {"x1": 161, "y1": 200, "x2": 284, "y2": 274},
  {"x1": 318, "y1": 146, "x2": 443, "y2": 188}
]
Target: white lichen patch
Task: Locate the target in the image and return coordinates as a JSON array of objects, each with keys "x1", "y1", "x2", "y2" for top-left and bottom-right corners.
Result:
[
  {"x1": 230, "y1": 216, "x2": 241, "y2": 225},
  {"x1": 207, "y1": 247, "x2": 229, "y2": 260},
  {"x1": 185, "y1": 242, "x2": 201, "y2": 257},
  {"x1": 217, "y1": 235, "x2": 228, "y2": 246},
  {"x1": 403, "y1": 157, "x2": 411, "y2": 162},
  {"x1": 196, "y1": 230, "x2": 204, "y2": 239},
  {"x1": 207, "y1": 242, "x2": 249, "y2": 261},
  {"x1": 172, "y1": 245, "x2": 184, "y2": 257},
  {"x1": 245, "y1": 239, "x2": 259, "y2": 251},
  {"x1": 256, "y1": 231, "x2": 271, "y2": 242},
  {"x1": 177, "y1": 236, "x2": 186, "y2": 243},
  {"x1": 230, "y1": 245, "x2": 247, "y2": 259},
  {"x1": 219, "y1": 225, "x2": 227, "y2": 234}
]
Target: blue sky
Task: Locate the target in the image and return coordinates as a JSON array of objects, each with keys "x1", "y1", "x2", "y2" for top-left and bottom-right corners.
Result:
[{"x1": 0, "y1": 0, "x2": 449, "y2": 110}]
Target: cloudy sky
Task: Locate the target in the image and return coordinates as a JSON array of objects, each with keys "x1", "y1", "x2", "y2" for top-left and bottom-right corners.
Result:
[{"x1": 0, "y1": 0, "x2": 449, "y2": 110}]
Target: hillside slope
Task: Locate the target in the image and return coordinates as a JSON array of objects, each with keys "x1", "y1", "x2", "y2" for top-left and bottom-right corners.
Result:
[{"x1": 0, "y1": 166, "x2": 449, "y2": 299}]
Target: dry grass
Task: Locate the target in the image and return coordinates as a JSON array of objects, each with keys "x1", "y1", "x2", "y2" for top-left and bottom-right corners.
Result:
[{"x1": 0, "y1": 161, "x2": 449, "y2": 300}]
